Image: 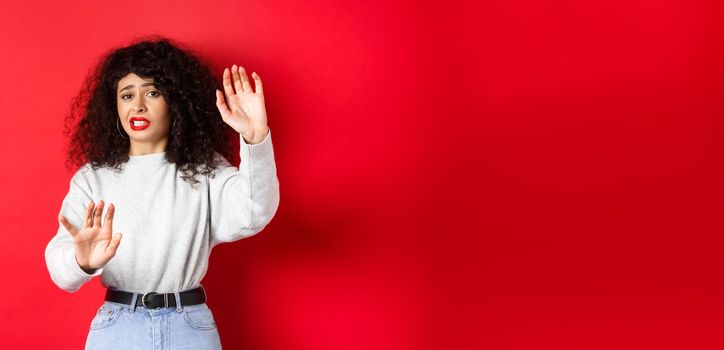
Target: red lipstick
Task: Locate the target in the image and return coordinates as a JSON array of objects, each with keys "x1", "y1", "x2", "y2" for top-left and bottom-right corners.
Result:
[{"x1": 129, "y1": 116, "x2": 151, "y2": 131}]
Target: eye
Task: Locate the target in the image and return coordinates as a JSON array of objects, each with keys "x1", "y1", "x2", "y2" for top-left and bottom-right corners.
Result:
[
  {"x1": 121, "y1": 94, "x2": 132, "y2": 100},
  {"x1": 148, "y1": 90, "x2": 161, "y2": 97}
]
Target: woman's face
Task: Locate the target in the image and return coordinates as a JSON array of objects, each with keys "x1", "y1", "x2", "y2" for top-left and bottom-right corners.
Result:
[{"x1": 116, "y1": 73, "x2": 171, "y2": 153}]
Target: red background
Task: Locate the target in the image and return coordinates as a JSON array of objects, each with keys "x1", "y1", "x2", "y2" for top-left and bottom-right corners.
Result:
[{"x1": 1, "y1": 0, "x2": 723, "y2": 349}]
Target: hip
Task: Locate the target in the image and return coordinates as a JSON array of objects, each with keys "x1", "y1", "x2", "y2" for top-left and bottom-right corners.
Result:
[{"x1": 85, "y1": 300, "x2": 222, "y2": 349}]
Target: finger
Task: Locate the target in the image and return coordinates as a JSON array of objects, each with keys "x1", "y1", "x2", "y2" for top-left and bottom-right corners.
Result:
[
  {"x1": 222, "y1": 67, "x2": 235, "y2": 100},
  {"x1": 251, "y1": 72, "x2": 263, "y2": 96},
  {"x1": 85, "y1": 201, "x2": 95, "y2": 228},
  {"x1": 104, "y1": 203, "x2": 115, "y2": 234},
  {"x1": 239, "y1": 65, "x2": 252, "y2": 93},
  {"x1": 215, "y1": 89, "x2": 231, "y2": 118},
  {"x1": 231, "y1": 64, "x2": 244, "y2": 94},
  {"x1": 58, "y1": 215, "x2": 78, "y2": 237},
  {"x1": 106, "y1": 233, "x2": 122, "y2": 257},
  {"x1": 93, "y1": 200, "x2": 104, "y2": 228}
]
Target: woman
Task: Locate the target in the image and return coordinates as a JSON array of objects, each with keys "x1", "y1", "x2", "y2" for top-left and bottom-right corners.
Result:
[{"x1": 44, "y1": 36, "x2": 280, "y2": 349}]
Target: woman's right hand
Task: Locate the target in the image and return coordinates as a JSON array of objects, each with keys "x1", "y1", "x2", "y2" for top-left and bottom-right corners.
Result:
[{"x1": 58, "y1": 200, "x2": 123, "y2": 272}]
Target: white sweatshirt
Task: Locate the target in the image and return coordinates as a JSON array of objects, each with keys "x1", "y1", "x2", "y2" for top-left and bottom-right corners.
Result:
[{"x1": 44, "y1": 129, "x2": 279, "y2": 294}]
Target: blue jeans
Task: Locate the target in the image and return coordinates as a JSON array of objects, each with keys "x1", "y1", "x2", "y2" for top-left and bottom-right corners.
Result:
[{"x1": 84, "y1": 290, "x2": 222, "y2": 349}]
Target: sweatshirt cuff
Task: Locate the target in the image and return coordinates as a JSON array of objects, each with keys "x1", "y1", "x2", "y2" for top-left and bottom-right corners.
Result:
[
  {"x1": 65, "y1": 246, "x2": 104, "y2": 279},
  {"x1": 240, "y1": 128, "x2": 274, "y2": 162}
]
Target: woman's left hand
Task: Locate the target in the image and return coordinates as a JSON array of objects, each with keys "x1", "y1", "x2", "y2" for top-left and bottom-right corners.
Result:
[{"x1": 215, "y1": 64, "x2": 269, "y2": 144}]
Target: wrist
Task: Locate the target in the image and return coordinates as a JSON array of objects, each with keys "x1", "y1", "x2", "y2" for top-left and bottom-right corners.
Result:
[
  {"x1": 75, "y1": 254, "x2": 92, "y2": 270},
  {"x1": 242, "y1": 126, "x2": 269, "y2": 144}
]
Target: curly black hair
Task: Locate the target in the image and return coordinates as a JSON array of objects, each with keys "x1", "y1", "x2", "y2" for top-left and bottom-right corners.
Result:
[{"x1": 63, "y1": 35, "x2": 239, "y2": 187}]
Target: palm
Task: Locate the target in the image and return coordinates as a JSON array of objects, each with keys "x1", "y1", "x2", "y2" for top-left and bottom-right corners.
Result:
[
  {"x1": 76, "y1": 227, "x2": 113, "y2": 268},
  {"x1": 216, "y1": 64, "x2": 268, "y2": 140},
  {"x1": 59, "y1": 200, "x2": 122, "y2": 271},
  {"x1": 221, "y1": 89, "x2": 265, "y2": 134}
]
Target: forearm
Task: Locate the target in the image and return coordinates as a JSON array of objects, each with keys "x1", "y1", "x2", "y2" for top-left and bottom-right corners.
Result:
[
  {"x1": 45, "y1": 238, "x2": 103, "y2": 293},
  {"x1": 210, "y1": 129, "x2": 280, "y2": 244}
]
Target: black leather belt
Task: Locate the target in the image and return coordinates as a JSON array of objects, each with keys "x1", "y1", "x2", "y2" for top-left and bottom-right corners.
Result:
[{"x1": 105, "y1": 286, "x2": 206, "y2": 309}]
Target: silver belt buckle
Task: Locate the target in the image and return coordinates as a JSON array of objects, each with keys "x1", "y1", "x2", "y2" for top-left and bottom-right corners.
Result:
[{"x1": 141, "y1": 292, "x2": 168, "y2": 309}]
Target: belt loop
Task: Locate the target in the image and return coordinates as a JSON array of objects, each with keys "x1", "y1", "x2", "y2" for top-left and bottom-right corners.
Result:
[
  {"x1": 174, "y1": 291, "x2": 183, "y2": 312},
  {"x1": 130, "y1": 292, "x2": 138, "y2": 312}
]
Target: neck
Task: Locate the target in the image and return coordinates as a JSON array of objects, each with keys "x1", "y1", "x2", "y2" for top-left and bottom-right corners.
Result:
[{"x1": 128, "y1": 138, "x2": 168, "y2": 156}]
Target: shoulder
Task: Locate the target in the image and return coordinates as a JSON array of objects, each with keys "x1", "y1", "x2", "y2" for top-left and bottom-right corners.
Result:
[
  {"x1": 70, "y1": 162, "x2": 114, "y2": 187},
  {"x1": 211, "y1": 151, "x2": 232, "y2": 168},
  {"x1": 66, "y1": 163, "x2": 96, "y2": 196},
  {"x1": 203, "y1": 151, "x2": 236, "y2": 183},
  {"x1": 71, "y1": 163, "x2": 92, "y2": 182}
]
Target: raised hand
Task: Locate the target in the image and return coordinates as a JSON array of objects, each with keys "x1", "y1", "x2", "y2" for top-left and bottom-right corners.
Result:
[
  {"x1": 58, "y1": 200, "x2": 122, "y2": 272},
  {"x1": 215, "y1": 64, "x2": 269, "y2": 144}
]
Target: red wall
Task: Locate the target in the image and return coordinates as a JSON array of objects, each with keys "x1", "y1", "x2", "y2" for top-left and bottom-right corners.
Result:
[{"x1": 1, "y1": 0, "x2": 723, "y2": 348}]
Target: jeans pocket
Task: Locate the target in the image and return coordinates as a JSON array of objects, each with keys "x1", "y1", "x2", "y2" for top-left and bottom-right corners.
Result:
[
  {"x1": 89, "y1": 303, "x2": 123, "y2": 331},
  {"x1": 182, "y1": 303, "x2": 217, "y2": 330}
]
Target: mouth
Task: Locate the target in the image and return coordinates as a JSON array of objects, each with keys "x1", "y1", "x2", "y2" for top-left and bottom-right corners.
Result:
[{"x1": 129, "y1": 116, "x2": 151, "y2": 131}]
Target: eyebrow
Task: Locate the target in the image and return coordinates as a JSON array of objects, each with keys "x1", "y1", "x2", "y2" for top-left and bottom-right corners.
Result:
[{"x1": 119, "y1": 82, "x2": 156, "y2": 92}]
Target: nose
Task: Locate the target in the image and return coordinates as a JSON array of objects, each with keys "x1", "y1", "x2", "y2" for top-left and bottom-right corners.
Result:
[{"x1": 134, "y1": 99, "x2": 146, "y2": 113}]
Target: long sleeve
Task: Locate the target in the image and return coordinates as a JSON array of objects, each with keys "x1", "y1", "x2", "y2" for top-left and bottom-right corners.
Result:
[
  {"x1": 44, "y1": 168, "x2": 104, "y2": 293},
  {"x1": 208, "y1": 128, "x2": 280, "y2": 246}
]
